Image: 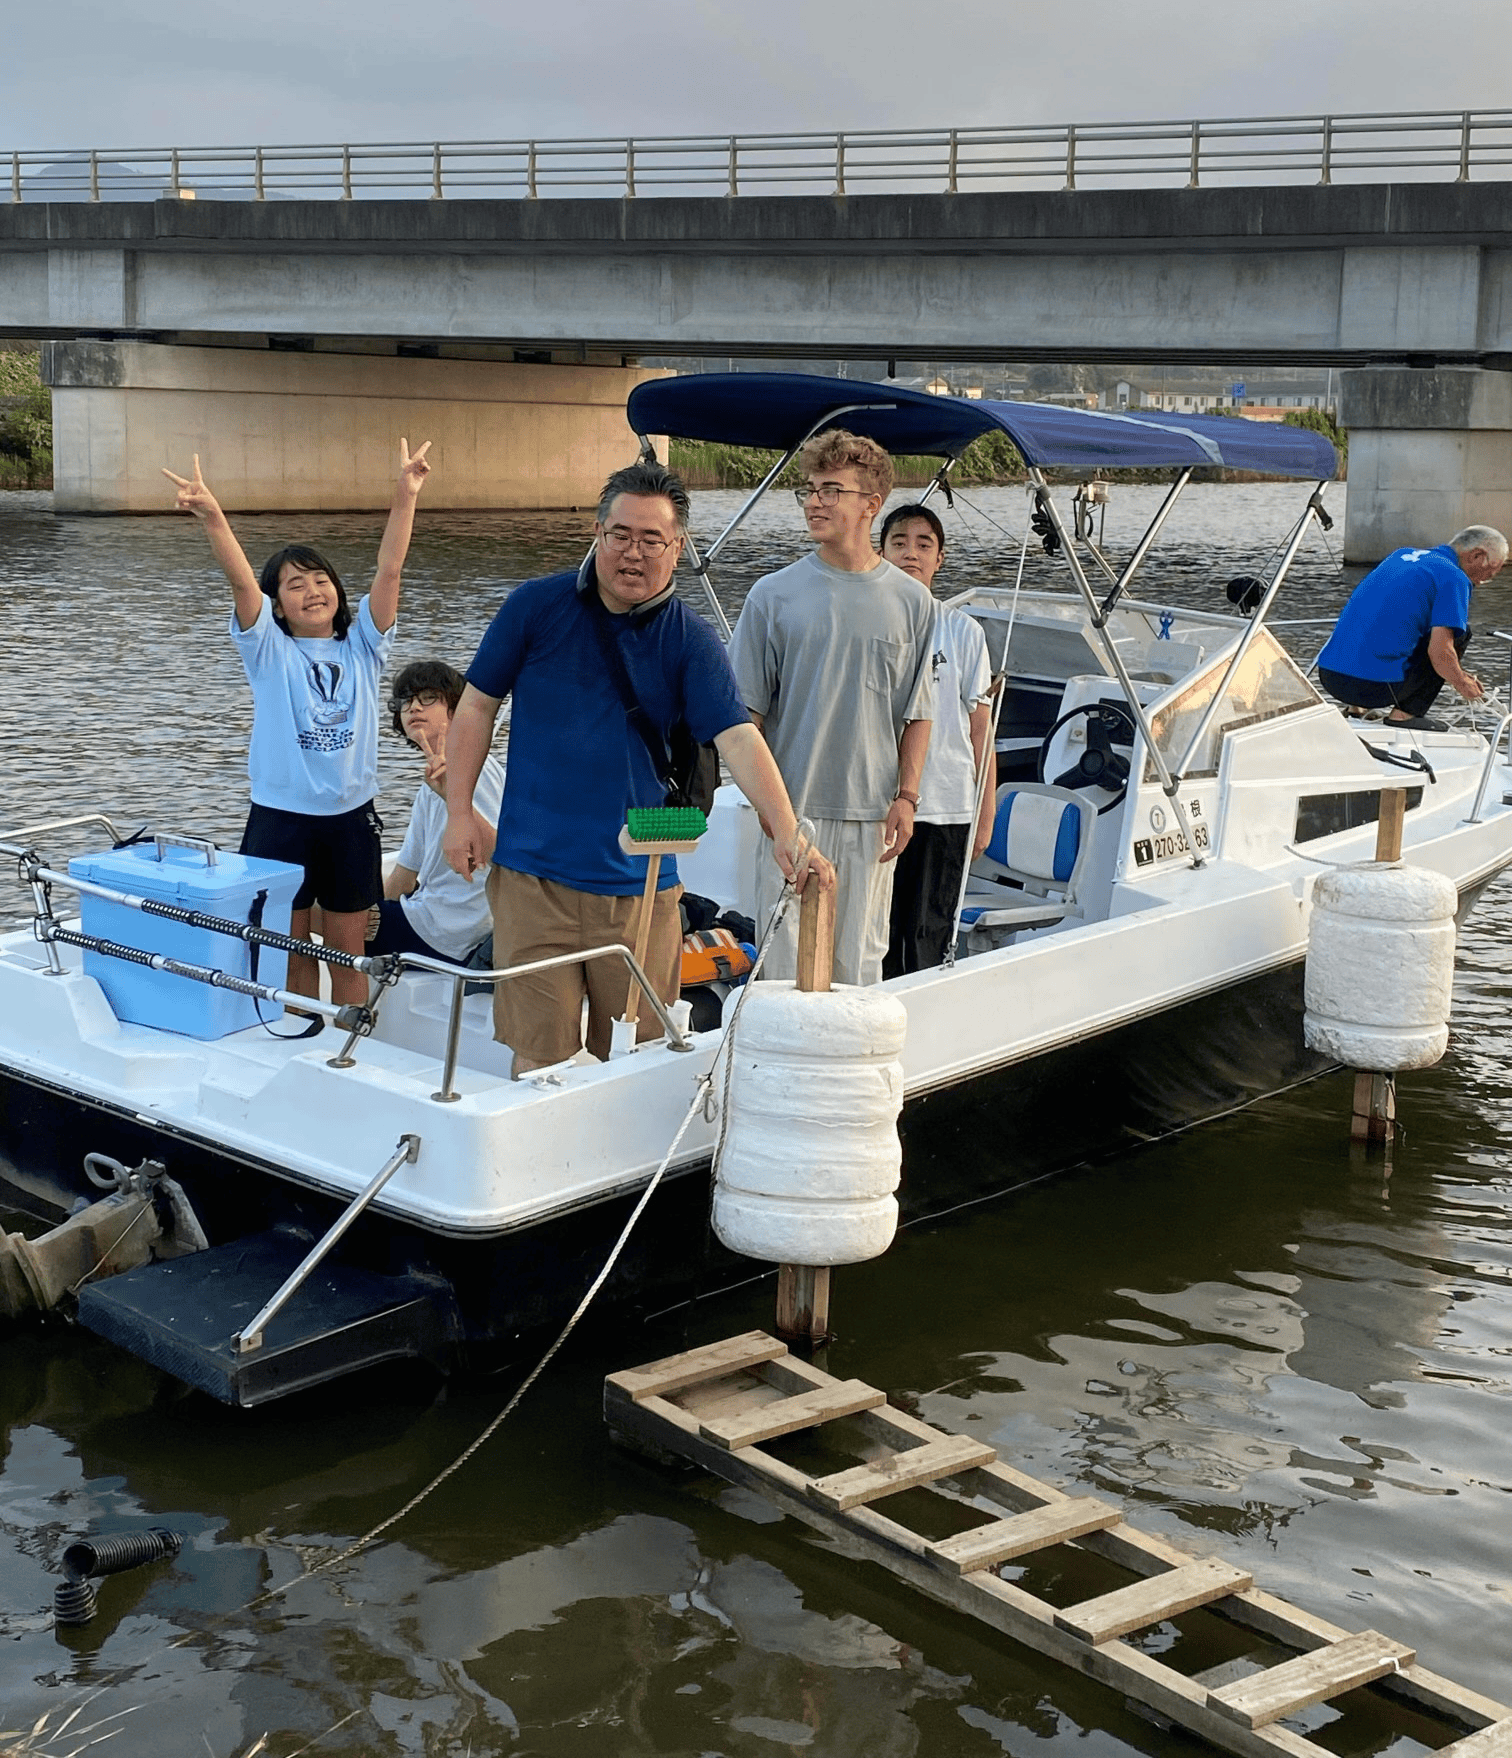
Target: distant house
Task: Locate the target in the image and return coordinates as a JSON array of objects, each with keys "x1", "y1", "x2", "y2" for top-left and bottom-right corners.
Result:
[{"x1": 1103, "y1": 376, "x2": 1334, "y2": 417}]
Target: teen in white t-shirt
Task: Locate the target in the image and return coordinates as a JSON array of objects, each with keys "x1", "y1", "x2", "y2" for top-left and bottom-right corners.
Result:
[{"x1": 879, "y1": 504, "x2": 995, "y2": 976}]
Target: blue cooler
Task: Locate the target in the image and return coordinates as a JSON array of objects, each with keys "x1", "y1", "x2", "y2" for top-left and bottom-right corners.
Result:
[{"x1": 69, "y1": 839, "x2": 305, "y2": 1039}]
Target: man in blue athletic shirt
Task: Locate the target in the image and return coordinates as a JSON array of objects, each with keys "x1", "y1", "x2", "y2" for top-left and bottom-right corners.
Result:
[
  {"x1": 442, "y1": 461, "x2": 830, "y2": 1074},
  {"x1": 1317, "y1": 526, "x2": 1507, "y2": 731}
]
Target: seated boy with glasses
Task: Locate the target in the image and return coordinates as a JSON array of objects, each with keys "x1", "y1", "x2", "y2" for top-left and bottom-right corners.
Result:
[{"x1": 368, "y1": 660, "x2": 504, "y2": 966}]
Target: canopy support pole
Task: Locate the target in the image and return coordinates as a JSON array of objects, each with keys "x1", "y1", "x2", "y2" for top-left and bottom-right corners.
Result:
[
  {"x1": 1170, "y1": 484, "x2": 1329, "y2": 785},
  {"x1": 1093, "y1": 469, "x2": 1194, "y2": 626},
  {"x1": 1026, "y1": 470, "x2": 1206, "y2": 870}
]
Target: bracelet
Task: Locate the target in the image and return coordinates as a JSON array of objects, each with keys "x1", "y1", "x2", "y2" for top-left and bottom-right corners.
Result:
[{"x1": 894, "y1": 789, "x2": 919, "y2": 806}]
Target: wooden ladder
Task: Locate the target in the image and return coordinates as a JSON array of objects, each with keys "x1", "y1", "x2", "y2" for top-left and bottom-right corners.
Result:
[{"x1": 606, "y1": 1332, "x2": 1512, "y2": 1758}]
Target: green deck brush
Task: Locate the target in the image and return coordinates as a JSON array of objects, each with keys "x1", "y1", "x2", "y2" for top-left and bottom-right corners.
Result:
[
  {"x1": 616, "y1": 806, "x2": 707, "y2": 1040},
  {"x1": 620, "y1": 806, "x2": 708, "y2": 855}
]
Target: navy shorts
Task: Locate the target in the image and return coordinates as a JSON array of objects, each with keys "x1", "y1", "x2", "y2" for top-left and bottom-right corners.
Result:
[{"x1": 240, "y1": 800, "x2": 383, "y2": 914}]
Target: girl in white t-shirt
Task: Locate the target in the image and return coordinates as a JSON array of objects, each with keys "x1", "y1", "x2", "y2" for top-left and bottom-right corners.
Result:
[{"x1": 164, "y1": 440, "x2": 431, "y2": 1007}]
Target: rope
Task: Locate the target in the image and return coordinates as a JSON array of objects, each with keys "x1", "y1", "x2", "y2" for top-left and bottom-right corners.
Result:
[
  {"x1": 65, "y1": 1202, "x2": 156, "y2": 1297},
  {"x1": 243, "y1": 871, "x2": 801, "y2": 1614}
]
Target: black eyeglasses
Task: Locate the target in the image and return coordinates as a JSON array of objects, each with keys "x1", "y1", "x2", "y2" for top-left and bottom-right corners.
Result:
[
  {"x1": 600, "y1": 527, "x2": 678, "y2": 557},
  {"x1": 393, "y1": 689, "x2": 445, "y2": 714},
  {"x1": 793, "y1": 485, "x2": 878, "y2": 507}
]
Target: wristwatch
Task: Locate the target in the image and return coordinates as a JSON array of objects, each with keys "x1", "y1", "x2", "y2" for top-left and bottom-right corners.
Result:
[{"x1": 894, "y1": 789, "x2": 920, "y2": 806}]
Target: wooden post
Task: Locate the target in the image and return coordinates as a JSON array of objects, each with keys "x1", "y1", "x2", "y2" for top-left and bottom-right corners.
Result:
[
  {"x1": 777, "y1": 881, "x2": 834, "y2": 1345},
  {"x1": 1350, "y1": 787, "x2": 1408, "y2": 1146},
  {"x1": 1375, "y1": 787, "x2": 1406, "y2": 862},
  {"x1": 1350, "y1": 1071, "x2": 1396, "y2": 1145},
  {"x1": 795, "y1": 879, "x2": 834, "y2": 996},
  {"x1": 776, "y1": 1264, "x2": 831, "y2": 1343}
]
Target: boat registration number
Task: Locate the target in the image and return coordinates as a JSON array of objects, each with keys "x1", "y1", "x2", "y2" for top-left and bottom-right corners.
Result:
[{"x1": 1133, "y1": 823, "x2": 1210, "y2": 865}]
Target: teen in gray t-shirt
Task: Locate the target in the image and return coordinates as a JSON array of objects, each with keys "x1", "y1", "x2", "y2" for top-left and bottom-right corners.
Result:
[
  {"x1": 729, "y1": 549, "x2": 936, "y2": 819},
  {"x1": 726, "y1": 429, "x2": 937, "y2": 985}
]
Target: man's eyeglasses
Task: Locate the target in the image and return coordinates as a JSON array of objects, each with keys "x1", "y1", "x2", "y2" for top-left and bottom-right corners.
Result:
[
  {"x1": 600, "y1": 527, "x2": 678, "y2": 557},
  {"x1": 793, "y1": 484, "x2": 878, "y2": 507}
]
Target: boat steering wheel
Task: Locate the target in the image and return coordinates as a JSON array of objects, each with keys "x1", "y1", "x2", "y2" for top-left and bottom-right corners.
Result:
[{"x1": 1037, "y1": 700, "x2": 1138, "y2": 815}]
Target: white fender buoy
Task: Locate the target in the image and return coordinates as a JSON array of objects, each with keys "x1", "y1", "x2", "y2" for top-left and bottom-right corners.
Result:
[
  {"x1": 1304, "y1": 863, "x2": 1459, "y2": 1071},
  {"x1": 712, "y1": 982, "x2": 907, "y2": 1266}
]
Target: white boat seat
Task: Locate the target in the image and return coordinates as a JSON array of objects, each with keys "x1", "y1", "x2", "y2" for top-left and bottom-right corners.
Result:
[{"x1": 959, "y1": 783, "x2": 1096, "y2": 936}]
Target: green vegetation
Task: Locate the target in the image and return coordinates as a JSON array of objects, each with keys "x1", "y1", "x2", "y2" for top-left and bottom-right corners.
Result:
[
  {"x1": 0, "y1": 346, "x2": 53, "y2": 488},
  {"x1": 1281, "y1": 405, "x2": 1348, "y2": 461},
  {"x1": 670, "y1": 427, "x2": 1025, "y2": 491}
]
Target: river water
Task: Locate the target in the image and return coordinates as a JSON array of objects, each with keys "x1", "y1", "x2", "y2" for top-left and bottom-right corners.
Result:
[{"x1": 1, "y1": 482, "x2": 1510, "y2": 1754}]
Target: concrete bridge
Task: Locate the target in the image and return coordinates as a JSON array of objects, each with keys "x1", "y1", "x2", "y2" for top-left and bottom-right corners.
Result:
[{"x1": 4, "y1": 174, "x2": 1511, "y2": 555}]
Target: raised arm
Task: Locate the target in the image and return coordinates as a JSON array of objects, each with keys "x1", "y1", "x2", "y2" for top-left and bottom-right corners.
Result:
[
  {"x1": 162, "y1": 456, "x2": 262, "y2": 631},
  {"x1": 368, "y1": 438, "x2": 433, "y2": 633}
]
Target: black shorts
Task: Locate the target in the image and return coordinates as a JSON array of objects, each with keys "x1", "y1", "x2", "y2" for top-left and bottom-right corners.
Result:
[
  {"x1": 240, "y1": 800, "x2": 383, "y2": 914},
  {"x1": 365, "y1": 897, "x2": 448, "y2": 962}
]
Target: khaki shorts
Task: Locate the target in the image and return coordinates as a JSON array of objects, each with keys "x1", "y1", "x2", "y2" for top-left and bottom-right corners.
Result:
[{"x1": 485, "y1": 865, "x2": 683, "y2": 1065}]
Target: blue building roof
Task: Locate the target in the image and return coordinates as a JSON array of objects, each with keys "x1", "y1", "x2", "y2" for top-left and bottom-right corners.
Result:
[{"x1": 627, "y1": 372, "x2": 1338, "y2": 479}]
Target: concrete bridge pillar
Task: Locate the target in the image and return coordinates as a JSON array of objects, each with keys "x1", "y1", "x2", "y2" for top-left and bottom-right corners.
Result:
[
  {"x1": 1339, "y1": 366, "x2": 1512, "y2": 564},
  {"x1": 40, "y1": 340, "x2": 662, "y2": 513}
]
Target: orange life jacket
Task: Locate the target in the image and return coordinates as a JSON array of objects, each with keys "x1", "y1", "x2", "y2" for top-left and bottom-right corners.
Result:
[{"x1": 679, "y1": 927, "x2": 753, "y2": 988}]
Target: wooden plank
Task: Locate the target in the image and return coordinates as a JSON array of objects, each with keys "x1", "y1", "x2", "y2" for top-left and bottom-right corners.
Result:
[
  {"x1": 1208, "y1": 1631, "x2": 1416, "y2": 1729},
  {"x1": 606, "y1": 1330, "x2": 787, "y2": 1403},
  {"x1": 604, "y1": 1374, "x2": 1333, "y2": 1758},
  {"x1": 699, "y1": 1379, "x2": 885, "y2": 1450},
  {"x1": 809, "y1": 1434, "x2": 998, "y2": 1511},
  {"x1": 606, "y1": 1341, "x2": 1512, "y2": 1756},
  {"x1": 1055, "y1": 1557, "x2": 1254, "y2": 1645},
  {"x1": 929, "y1": 1496, "x2": 1122, "y2": 1575},
  {"x1": 1440, "y1": 1720, "x2": 1512, "y2": 1758}
]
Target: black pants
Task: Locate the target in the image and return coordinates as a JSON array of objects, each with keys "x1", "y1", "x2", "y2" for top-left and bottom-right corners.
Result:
[
  {"x1": 883, "y1": 820, "x2": 970, "y2": 978},
  {"x1": 1318, "y1": 628, "x2": 1468, "y2": 720}
]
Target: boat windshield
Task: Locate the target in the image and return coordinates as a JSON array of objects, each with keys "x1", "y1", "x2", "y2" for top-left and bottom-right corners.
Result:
[{"x1": 1144, "y1": 628, "x2": 1321, "y2": 780}]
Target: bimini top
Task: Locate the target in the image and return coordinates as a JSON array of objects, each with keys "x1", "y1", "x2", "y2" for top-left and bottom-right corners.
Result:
[{"x1": 628, "y1": 372, "x2": 1338, "y2": 479}]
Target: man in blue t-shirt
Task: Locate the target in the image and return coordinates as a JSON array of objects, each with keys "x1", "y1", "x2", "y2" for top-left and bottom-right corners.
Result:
[
  {"x1": 442, "y1": 461, "x2": 830, "y2": 1074},
  {"x1": 1317, "y1": 526, "x2": 1507, "y2": 730}
]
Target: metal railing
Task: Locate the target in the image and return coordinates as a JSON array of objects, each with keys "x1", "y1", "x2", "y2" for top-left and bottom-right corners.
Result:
[
  {"x1": 3, "y1": 828, "x2": 694, "y2": 1084},
  {"x1": 7, "y1": 108, "x2": 1512, "y2": 204}
]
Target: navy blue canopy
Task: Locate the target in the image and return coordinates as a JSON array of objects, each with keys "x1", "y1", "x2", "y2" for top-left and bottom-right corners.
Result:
[{"x1": 627, "y1": 372, "x2": 1338, "y2": 479}]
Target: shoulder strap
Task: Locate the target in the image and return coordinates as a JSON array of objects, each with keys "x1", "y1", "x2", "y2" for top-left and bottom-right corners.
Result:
[{"x1": 583, "y1": 589, "x2": 678, "y2": 794}]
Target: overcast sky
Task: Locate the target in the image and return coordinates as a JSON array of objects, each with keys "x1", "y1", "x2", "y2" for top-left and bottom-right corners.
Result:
[{"x1": 3, "y1": 0, "x2": 1510, "y2": 152}]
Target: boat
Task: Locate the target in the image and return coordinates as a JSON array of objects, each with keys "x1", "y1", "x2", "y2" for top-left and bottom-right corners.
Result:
[{"x1": 3, "y1": 372, "x2": 1509, "y2": 1406}]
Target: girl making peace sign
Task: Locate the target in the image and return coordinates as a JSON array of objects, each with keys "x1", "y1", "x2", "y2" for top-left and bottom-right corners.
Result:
[{"x1": 164, "y1": 440, "x2": 432, "y2": 1009}]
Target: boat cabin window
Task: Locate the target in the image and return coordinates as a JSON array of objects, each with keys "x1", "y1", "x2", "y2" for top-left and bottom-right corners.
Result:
[
  {"x1": 1295, "y1": 787, "x2": 1423, "y2": 844},
  {"x1": 1145, "y1": 629, "x2": 1319, "y2": 780}
]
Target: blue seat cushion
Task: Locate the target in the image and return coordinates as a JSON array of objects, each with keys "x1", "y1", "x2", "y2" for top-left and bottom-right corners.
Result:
[{"x1": 985, "y1": 791, "x2": 1081, "y2": 884}]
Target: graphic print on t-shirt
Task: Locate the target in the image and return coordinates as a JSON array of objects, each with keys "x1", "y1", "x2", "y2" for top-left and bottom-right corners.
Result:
[{"x1": 298, "y1": 658, "x2": 355, "y2": 753}]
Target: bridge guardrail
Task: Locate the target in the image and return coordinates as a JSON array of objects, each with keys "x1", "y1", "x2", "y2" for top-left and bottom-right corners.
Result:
[{"x1": 8, "y1": 109, "x2": 1512, "y2": 204}]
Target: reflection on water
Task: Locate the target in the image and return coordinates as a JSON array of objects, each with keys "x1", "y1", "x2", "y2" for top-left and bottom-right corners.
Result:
[{"x1": 2, "y1": 484, "x2": 1510, "y2": 1752}]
